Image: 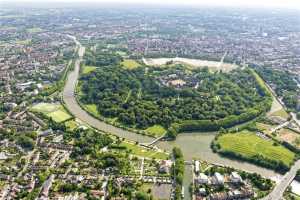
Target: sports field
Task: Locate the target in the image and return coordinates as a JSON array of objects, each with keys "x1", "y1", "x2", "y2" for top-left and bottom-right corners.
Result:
[
  {"x1": 31, "y1": 103, "x2": 72, "y2": 123},
  {"x1": 216, "y1": 130, "x2": 295, "y2": 166},
  {"x1": 121, "y1": 59, "x2": 140, "y2": 69}
]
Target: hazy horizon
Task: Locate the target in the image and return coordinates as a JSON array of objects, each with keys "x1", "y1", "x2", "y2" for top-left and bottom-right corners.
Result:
[{"x1": 1, "y1": 0, "x2": 300, "y2": 10}]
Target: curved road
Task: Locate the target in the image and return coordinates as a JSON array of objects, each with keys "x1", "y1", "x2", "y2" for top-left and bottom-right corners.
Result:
[{"x1": 63, "y1": 37, "x2": 153, "y2": 143}]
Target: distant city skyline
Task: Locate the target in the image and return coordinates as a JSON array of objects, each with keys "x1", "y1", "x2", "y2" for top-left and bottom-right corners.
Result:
[{"x1": 1, "y1": 0, "x2": 300, "y2": 9}]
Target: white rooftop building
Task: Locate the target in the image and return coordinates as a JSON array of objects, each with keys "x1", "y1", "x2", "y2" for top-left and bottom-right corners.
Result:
[
  {"x1": 196, "y1": 173, "x2": 209, "y2": 184},
  {"x1": 230, "y1": 171, "x2": 242, "y2": 183},
  {"x1": 194, "y1": 160, "x2": 200, "y2": 173},
  {"x1": 213, "y1": 172, "x2": 224, "y2": 185}
]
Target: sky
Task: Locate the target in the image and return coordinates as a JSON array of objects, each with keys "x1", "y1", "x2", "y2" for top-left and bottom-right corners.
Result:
[{"x1": 2, "y1": 0, "x2": 300, "y2": 9}]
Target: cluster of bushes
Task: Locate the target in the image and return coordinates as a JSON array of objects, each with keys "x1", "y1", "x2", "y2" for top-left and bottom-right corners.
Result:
[
  {"x1": 295, "y1": 169, "x2": 300, "y2": 182},
  {"x1": 71, "y1": 129, "x2": 113, "y2": 157},
  {"x1": 172, "y1": 147, "x2": 184, "y2": 200},
  {"x1": 0, "y1": 127, "x2": 36, "y2": 150},
  {"x1": 15, "y1": 132, "x2": 37, "y2": 150},
  {"x1": 239, "y1": 171, "x2": 273, "y2": 191}
]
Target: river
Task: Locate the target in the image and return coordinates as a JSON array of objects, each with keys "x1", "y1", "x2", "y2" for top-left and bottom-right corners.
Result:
[{"x1": 63, "y1": 37, "x2": 281, "y2": 182}]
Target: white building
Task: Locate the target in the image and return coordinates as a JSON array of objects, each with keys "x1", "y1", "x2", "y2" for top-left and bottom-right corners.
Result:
[
  {"x1": 0, "y1": 152, "x2": 8, "y2": 160},
  {"x1": 194, "y1": 160, "x2": 200, "y2": 173},
  {"x1": 213, "y1": 172, "x2": 224, "y2": 185},
  {"x1": 196, "y1": 173, "x2": 209, "y2": 184},
  {"x1": 230, "y1": 171, "x2": 242, "y2": 183}
]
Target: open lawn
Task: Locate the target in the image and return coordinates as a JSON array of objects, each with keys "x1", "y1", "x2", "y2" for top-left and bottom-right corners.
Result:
[
  {"x1": 121, "y1": 59, "x2": 140, "y2": 69},
  {"x1": 31, "y1": 103, "x2": 72, "y2": 123},
  {"x1": 47, "y1": 110, "x2": 72, "y2": 123},
  {"x1": 271, "y1": 108, "x2": 289, "y2": 119},
  {"x1": 65, "y1": 120, "x2": 79, "y2": 131},
  {"x1": 256, "y1": 122, "x2": 276, "y2": 135},
  {"x1": 82, "y1": 65, "x2": 97, "y2": 74},
  {"x1": 216, "y1": 130, "x2": 295, "y2": 166},
  {"x1": 31, "y1": 103, "x2": 61, "y2": 114},
  {"x1": 120, "y1": 142, "x2": 168, "y2": 160},
  {"x1": 83, "y1": 104, "x2": 100, "y2": 117},
  {"x1": 145, "y1": 125, "x2": 167, "y2": 137},
  {"x1": 253, "y1": 69, "x2": 289, "y2": 120}
]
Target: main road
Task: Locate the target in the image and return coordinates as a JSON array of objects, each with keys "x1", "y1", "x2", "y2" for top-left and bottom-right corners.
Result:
[
  {"x1": 261, "y1": 160, "x2": 300, "y2": 200},
  {"x1": 63, "y1": 36, "x2": 153, "y2": 143}
]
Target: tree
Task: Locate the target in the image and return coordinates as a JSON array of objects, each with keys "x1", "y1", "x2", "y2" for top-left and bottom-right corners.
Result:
[
  {"x1": 16, "y1": 135, "x2": 34, "y2": 150},
  {"x1": 135, "y1": 191, "x2": 150, "y2": 200}
]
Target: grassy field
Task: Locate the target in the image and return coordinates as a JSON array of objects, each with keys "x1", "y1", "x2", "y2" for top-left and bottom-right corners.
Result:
[
  {"x1": 82, "y1": 65, "x2": 97, "y2": 74},
  {"x1": 256, "y1": 122, "x2": 277, "y2": 135},
  {"x1": 145, "y1": 125, "x2": 167, "y2": 137},
  {"x1": 65, "y1": 120, "x2": 79, "y2": 131},
  {"x1": 83, "y1": 104, "x2": 100, "y2": 117},
  {"x1": 47, "y1": 110, "x2": 71, "y2": 123},
  {"x1": 251, "y1": 69, "x2": 289, "y2": 120},
  {"x1": 271, "y1": 108, "x2": 289, "y2": 119},
  {"x1": 31, "y1": 103, "x2": 60, "y2": 114},
  {"x1": 31, "y1": 103, "x2": 72, "y2": 123},
  {"x1": 120, "y1": 142, "x2": 169, "y2": 160},
  {"x1": 216, "y1": 130, "x2": 295, "y2": 166},
  {"x1": 121, "y1": 59, "x2": 140, "y2": 69}
]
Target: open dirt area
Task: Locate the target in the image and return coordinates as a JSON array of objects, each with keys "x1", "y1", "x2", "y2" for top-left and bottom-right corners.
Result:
[
  {"x1": 278, "y1": 128, "x2": 300, "y2": 147},
  {"x1": 143, "y1": 57, "x2": 238, "y2": 72}
]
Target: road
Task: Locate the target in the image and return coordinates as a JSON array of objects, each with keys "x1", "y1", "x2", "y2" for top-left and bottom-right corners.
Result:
[
  {"x1": 261, "y1": 160, "x2": 300, "y2": 200},
  {"x1": 62, "y1": 36, "x2": 153, "y2": 143},
  {"x1": 260, "y1": 81, "x2": 300, "y2": 200},
  {"x1": 269, "y1": 121, "x2": 290, "y2": 134},
  {"x1": 291, "y1": 112, "x2": 300, "y2": 128}
]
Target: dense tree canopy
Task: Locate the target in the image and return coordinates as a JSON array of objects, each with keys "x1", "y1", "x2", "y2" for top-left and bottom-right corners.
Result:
[
  {"x1": 79, "y1": 64, "x2": 271, "y2": 132},
  {"x1": 253, "y1": 65, "x2": 299, "y2": 110}
]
